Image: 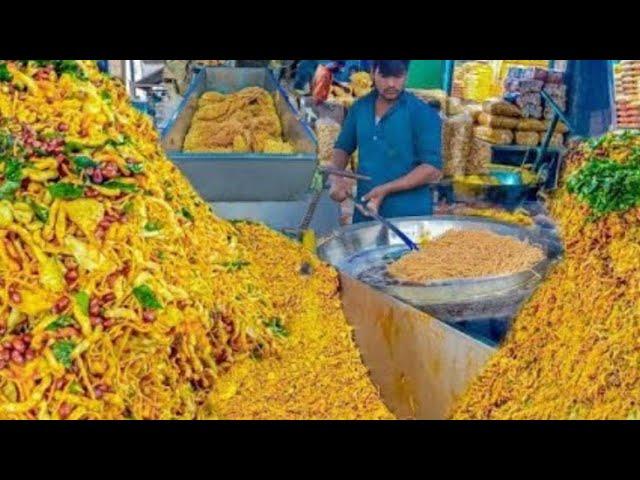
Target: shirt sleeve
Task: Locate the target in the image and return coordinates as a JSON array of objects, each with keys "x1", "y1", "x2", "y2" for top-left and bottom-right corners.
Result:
[
  {"x1": 413, "y1": 104, "x2": 443, "y2": 170},
  {"x1": 334, "y1": 107, "x2": 358, "y2": 155}
]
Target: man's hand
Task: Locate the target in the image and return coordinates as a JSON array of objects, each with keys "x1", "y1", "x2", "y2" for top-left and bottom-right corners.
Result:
[
  {"x1": 361, "y1": 185, "x2": 389, "y2": 216},
  {"x1": 329, "y1": 175, "x2": 352, "y2": 203}
]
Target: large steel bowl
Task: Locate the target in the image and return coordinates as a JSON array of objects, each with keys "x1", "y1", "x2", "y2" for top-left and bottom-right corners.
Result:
[{"x1": 317, "y1": 215, "x2": 563, "y2": 322}]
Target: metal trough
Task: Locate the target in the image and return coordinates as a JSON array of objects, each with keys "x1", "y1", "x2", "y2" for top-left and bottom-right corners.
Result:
[
  {"x1": 340, "y1": 274, "x2": 495, "y2": 419},
  {"x1": 161, "y1": 67, "x2": 317, "y2": 202}
]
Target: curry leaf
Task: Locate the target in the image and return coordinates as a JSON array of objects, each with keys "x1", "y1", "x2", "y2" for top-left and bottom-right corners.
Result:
[
  {"x1": 0, "y1": 63, "x2": 12, "y2": 82},
  {"x1": 28, "y1": 199, "x2": 49, "y2": 223},
  {"x1": 51, "y1": 340, "x2": 76, "y2": 369},
  {"x1": 264, "y1": 317, "x2": 289, "y2": 338},
  {"x1": 221, "y1": 260, "x2": 250, "y2": 272},
  {"x1": 102, "y1": 180, "x2": 138, "y2": 193},
  {"x1": 73, "y1": 155, "x2": 98, "y2": 170},
  {"x1": 0, "y1": 180, "x2": 21, "y2": 200},
  {"x1": 128, "y1": 162, "x2": 144, "y2": 174},
  {"x1": 5, "y1": 159, "x2": 23, "y2": 182},
  {"x1": 46, "y1": 315, "x2": 76, "y2": 331},
  {"x1": 180, "y1": 207, "x2": 194, "y2": 222},
  {"x1": 74, "y1": 291, "x2": 90, "y2": 316},
  {"x1": 133, "y1": 284, "x2": 163, "y2": 310},
  {"x1": 49, "y1": 182, "x2": 85, "y2": 199}
]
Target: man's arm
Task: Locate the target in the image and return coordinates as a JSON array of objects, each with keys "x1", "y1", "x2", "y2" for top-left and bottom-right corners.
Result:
[
  {"x1": 362, "y1": 164, "x2": 441, "y2": 213},
  {"x1": 378, "y1": 163, "x2": 442, "y2": 194}
]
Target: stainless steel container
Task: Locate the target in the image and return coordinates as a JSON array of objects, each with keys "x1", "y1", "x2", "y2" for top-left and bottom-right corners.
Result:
[
  {"x1": 318, "y1": 215, "x2": 563, "y2": 322},
  {"x1": 340, "y1": 274, "x2": 495, "y2": 419},
  {"x1": 161, "y1": 67, "x2": 317, "y2": 202}
]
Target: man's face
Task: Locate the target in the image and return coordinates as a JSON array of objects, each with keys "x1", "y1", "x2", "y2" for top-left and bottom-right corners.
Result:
[{"x1": 374, "y1": 68, "x2": 407, "y2": 101}]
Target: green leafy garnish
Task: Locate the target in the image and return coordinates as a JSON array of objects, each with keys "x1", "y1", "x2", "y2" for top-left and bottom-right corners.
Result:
[
  {"x1": 4, "y1": 158, "x2": 24, "y2": 182},
  {"x1": 63, "y1": 141, "x2": 85, "y2": 155},
  {"x1": 143, "y1": 221, "x2": 162, "y2": 232},
  {"x1": 0, "y1": 63, "x2": 12, "y2": 82},
  {"x1": 46, "y1": 315, "x2": 76, "y2": 331},
  {"x1": 100, "y1": 90, "x2": 112, "y2": 103},
  {"x1": 180, "y1": 207, "x2": 194, "y2": 222},
  {"x1": 0, "y1": 132, "x2": 13, "y2": 154},
  {"x1": 102, "y1": 180, "x2": 138, "y2": 193},
  {"x1": 68, "y1": 381, "x2": 84, "y2": 395},
  {"x1": 132, "y1": 284, "x2": 163, "y2": 310},
  {"x1": 74, "y1": 291, "x2": 90, "y2": 316},
  {"x1": 105, "y1": 135, "x2": 130, "y2": 147},
  {"x1": 128, "y1": 162, "x2": 144, "y2": 174},
  {"x1": 221, "y1": 260, "x2": 250, "y2": 272},
  {"x1": 51, "y1": 340, "x2": 76, "y2": 369},
  {"x1": 567, "y1": 157, "x2": 640, "y2": 217},
  {"x1": 31, "y1": 60, "x2": 86, "y2": 80},
  {"x1": 263, "y1": 318, "x2": 289, "y2": 338},
  {"x1": 28, "y1": 199, "x2": 49, "y2": 223},
  {"x1": 0, "y1": 180, "x2": 21, "y2": 200},
  {"x1": 122, "y1": 201, "x2": 134, "y2": 215},
  {"x1": 49, "y1": 182, "x2": 85, "y2": 199},
  {"x1": 72, "y1": 155, "x2": 98, "y2": 170}
]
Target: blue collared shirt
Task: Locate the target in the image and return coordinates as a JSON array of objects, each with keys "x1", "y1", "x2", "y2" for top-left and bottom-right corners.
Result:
[{"x1": 335, "y1": 90, "x2": 442, "y2": 222}]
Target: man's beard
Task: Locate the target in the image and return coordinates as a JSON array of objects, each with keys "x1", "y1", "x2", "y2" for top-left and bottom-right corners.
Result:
[{"x1": 381, "y1": 88, "x2": 401, "y2": 101}]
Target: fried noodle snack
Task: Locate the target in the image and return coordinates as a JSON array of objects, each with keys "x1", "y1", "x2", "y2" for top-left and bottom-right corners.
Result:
[
  {"x1": 0, "y1": 61, "x2": 390, "y2": 420},
  {"x1": 184, "y1": 87, "x2": 294, "y2": 154},
  {"x1": 451, "y1": 131, "x2": 640, "y2": 420}
]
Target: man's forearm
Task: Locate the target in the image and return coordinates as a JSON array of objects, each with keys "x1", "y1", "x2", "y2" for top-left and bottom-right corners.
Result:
[
  {"x1": 329, "y1": 148, "x2": 350, "y2": 171},
  {"x1": 382, "y1": 164, "x2": 442, "y2": 195}
]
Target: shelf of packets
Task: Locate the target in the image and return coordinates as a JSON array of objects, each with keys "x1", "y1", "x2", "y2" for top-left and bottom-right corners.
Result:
[
  {"x1": 495, "y1": 60, "x2": 550, "y2": 85},
  {"x1": 452, "y1": 62, "x2": 495, "y2": 102},
  {"x1": 615, "y1": 61, "x2": 640, "y2": 129},
  {"x1": 503, "y1": 66, "x2": 567, "y2": 119},
  {"x1": 452, "y1": 61, "x2": 551, "y2": 103},
  {"x1": 443, "y1": 98, "x2": 568, "y2": 178}
]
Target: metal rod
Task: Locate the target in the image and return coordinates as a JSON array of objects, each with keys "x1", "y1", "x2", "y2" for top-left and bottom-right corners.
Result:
[
  {"x1": 541, "y1": 90, "x2": 573, "y2": 129},
  {"x1": 351, "y1": 197, "x2": 420, "y2": 251},
  {"x1": 318, "y1": 166, "x2": 371, "y2": 181}
]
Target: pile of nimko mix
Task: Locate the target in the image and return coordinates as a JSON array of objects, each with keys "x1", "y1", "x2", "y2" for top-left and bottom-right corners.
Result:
[
  {"x1": 451, "y1": 131, "x2": 640, "y2": 419},
  {"x1": 0, "y1": 60, "x2": 391, "y2": 420}
]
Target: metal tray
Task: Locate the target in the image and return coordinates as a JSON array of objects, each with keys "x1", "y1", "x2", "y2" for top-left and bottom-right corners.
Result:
[
  {"x1": 161, "y1": 67, "x2": 317, "y2": 202},
  {"x1": 317, "y1": 216, "x2": 563, "y2": 321}
]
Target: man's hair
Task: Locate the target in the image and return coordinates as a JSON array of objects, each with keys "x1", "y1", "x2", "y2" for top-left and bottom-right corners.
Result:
[{"x1": 373, "y1": 60, "x2": 410, "y2": 77}]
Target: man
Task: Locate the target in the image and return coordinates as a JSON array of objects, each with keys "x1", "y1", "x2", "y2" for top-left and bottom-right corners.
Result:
[{"x1": 329, "y1": 60, "x2": 442, "y2": 223}]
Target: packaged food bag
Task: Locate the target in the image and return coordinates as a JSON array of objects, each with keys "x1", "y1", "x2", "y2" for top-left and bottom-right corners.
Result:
[
  {"x1": 473, "y1": 126, "x2": 514, "y2": 145},
  {"x1": 315, "y1": 117, "x2": 342, "y2": 165},
  {"x1": 443, "y1": 112, "x2": 474, "y2": 177},
  {"x1": 466, "y1": 137, "x2": 492, "y2": 175},
  {"x1": 482, "y1": 99, "x2": 521, "y2": 118},
  {"x1": 477, "y1": 112, "x2": 519, "y2": 129},
  {"x1": 515, "y1": 131, "x2": 540, "y2": 146},
  {"x1": 518, "y1": 118, "x2": 547, "y2": 131}
]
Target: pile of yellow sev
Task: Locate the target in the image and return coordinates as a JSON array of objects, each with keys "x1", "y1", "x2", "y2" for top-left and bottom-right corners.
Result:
[
  {"x1": 388, "y1": 230, "x2": 545, "y2": 283},
  {"x1": 0, "y1": 61, "x2": 390, "y2": 420},
  {"x1": 210, "y1": 223, "x2": 393, "y2": 419},
  {"x1": 183, "y1": 87, "x2": 295, "y2": 154},
  {"x1": 451, "y1": 131, "x2": 640, "y2": 420}
]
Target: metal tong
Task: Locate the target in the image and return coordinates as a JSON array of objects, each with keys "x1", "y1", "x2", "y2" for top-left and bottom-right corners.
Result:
[
  {"x1": 297, "y1": 167, "x2": 372, "y2": 233},
  {"x1": 297, "y1": 166, "x2": 420, "y2": 252},
  {"x1": 349, "y1": 194, "x2": 420, "y2": 251}
]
